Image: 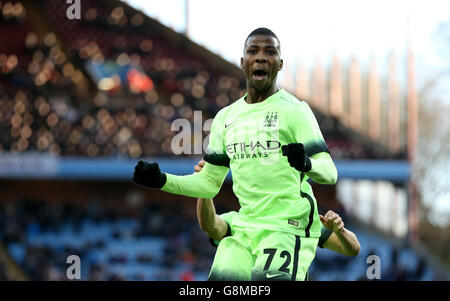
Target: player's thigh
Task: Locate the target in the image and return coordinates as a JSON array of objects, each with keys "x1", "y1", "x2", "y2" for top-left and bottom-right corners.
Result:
[
  {"x1": 208, "y1": 236, "x2": 253, "y2": 281},
  {"x1": 252, "y1": 232, "x2": 318, "y2": 281}
]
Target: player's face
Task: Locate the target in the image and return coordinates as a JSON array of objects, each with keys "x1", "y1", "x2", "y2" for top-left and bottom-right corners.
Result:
[{"x1": 241, "y1": 35, "x2": 283, "y2": 91}]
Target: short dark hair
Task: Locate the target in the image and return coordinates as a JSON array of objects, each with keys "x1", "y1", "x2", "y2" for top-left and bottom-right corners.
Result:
[
  {"x1": 244, "y1": 27, "x2": 280, "y2": 53},
  {"x1": 245, "y1": 27, "x2": 280, "y2": 45}
]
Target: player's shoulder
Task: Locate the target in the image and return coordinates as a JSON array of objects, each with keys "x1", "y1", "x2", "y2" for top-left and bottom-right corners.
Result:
[{"x1": 277, "y1": 89, "x2": 311, "y2": 112}]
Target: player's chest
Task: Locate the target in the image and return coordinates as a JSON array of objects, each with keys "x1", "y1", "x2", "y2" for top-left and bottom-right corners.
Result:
[{"x1": 223, "y1": 110, "x2": 291, "y2": 145}]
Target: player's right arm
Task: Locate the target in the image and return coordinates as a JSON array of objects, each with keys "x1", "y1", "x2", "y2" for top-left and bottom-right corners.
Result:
[
  {"x1": 132, "y1": 110, "x2": 229, "y2": 199},
  {"x1": 162, "y1": 162, "x2": 229, "y2": 199},
  {"x1": 133, "y1": 160, "x2": 228, "y2": 199}
]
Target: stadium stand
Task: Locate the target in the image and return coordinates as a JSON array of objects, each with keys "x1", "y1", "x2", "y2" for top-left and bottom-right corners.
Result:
[
  {"x1": 0, "y1": 0, "x2": 432, "y2": 281},
  {"x1": 0, "y1": 197, "x2": 439, "y2": 281},
  {"x1": 0, "y1": 0, "x2": 402, "y2": 159},
  {"x1": 0, "y1": 198, "x2": 215, "y2": 280},
  {"x1": 311, "y1": 223, "x2": 436, "y2": 281}
]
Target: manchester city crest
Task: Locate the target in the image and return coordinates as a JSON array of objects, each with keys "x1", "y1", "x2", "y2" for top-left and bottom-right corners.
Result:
[{"x1": 264, "y1": 111, "x2": 278, "y2": 127}]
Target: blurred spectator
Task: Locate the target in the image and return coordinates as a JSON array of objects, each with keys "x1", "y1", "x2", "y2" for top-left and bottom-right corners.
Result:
[
  {"x1": 0, "y1": 196, "x2": 438, "y2": 281},
  {"x1": 0, "y1": 198, "x2": 217, "y2": 280}
]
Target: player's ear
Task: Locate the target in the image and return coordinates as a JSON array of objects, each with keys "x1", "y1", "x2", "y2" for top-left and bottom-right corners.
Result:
[
  {"x1": 240, "y1": 57, "x2": 244, "y2": 69},
  {"x1": 279, "y1": 59, "x2": 283, "y2": 71}
]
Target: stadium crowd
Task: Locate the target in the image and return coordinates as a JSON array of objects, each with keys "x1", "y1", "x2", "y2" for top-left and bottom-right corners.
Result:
[
  {"x1": 0, "y1": 197, "x2": 435, "y2": 281},
  {"x1": 0, "y1": 0, "x2": 422, "y2": 281},
  {"x1": 0, "y1": 198, "x2": 217, "y2": 280},
  {"x1": 0, "y1": 0, "x2": 403, "y2": 159}
]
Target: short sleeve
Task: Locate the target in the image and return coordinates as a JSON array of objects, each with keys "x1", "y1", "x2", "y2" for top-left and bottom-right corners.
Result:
[
  {"x1": 204, "y1": 109, "x2": 231, "y2": 166},
  {"x1": 205, "y1": 109, "x2": 227, "y2": 156}
]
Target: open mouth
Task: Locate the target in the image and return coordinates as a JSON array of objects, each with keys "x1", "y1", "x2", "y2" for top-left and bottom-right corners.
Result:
[{"x1": 252, "y1": 69, "x2": 268, "y2": 80}]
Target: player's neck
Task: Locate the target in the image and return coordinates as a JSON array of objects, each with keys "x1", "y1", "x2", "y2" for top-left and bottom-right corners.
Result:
[{"x1": 245, "y1": 85, "x2": 280, "y2": 104}]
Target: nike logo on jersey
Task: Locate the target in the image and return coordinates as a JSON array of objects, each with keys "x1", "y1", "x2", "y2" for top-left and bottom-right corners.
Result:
[
  {"x1": 225, "y1": 121, "x2": 237, "y2": 128},
  {"x1": 265, "y1": 273, "x2": 283, "y2": 279}
]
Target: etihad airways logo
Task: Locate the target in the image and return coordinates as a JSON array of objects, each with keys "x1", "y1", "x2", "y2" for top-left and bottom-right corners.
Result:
[{"x1": 226, "y1": 140, "x2": 281, "y2": 160}]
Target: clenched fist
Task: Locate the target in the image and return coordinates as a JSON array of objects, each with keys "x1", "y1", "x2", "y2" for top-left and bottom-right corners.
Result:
[
  {"x1": 132, "y1": 160, "x2": 167, "y2": 189},
  {"x1": 319, "y1": 210, "x2": 344, "y2": 233},
  {"x1": 281, "y1": 143, "x2": 312, "y2": 172}
]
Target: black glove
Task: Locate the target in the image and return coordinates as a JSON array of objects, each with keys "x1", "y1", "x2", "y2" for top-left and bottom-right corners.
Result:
[
  {"x1": 132, "y1": 160, "x2": 167, "y2": 189},
  {"x1": 281, "y1": 143, "x2": 312, "y2": 172}
]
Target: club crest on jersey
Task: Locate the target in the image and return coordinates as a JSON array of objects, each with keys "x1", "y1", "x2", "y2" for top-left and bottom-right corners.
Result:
[{"x1": 264, "y1": 111, "x2": 278, "y2": 127}]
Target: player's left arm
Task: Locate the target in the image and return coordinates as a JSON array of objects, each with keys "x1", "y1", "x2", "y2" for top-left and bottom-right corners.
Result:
[
  {"x1": 320, "y1": 210, "x2": 361, "y2": 256},
  {"x1": 307, "y1": 152, "x2": 338, "y2": 184},
  {"x1": 283, "y1": 102, "x2": 337, "y2": 184}
]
